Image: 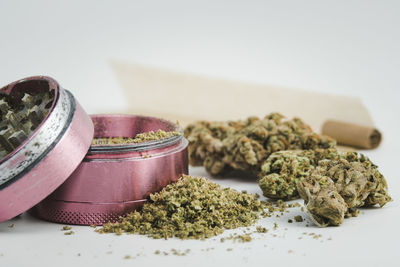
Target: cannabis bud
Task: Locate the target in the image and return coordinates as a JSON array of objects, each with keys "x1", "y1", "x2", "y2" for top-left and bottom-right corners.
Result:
[
  {"x1": 184, "y1": 113, "x2": 336, "y2": 176},
  {"x1": 258, "y1": 148, "x2": 339, "y2": 200},
  {"x1": 185, "y1": 114, "x2": 392, "y2": 228},
  {"x1": 297, "y1": 152, "x2": 392, "y2": 227},
  {"x1": 184, "y1": 120, "x2": 238, "y2": 174},
  {"x1": 258, "y1": 150, "x2": 313, "y2": 200}
]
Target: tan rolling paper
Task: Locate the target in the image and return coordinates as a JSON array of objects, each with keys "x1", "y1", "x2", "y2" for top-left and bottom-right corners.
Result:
[
  {"x1": 110, "y1": 60, "x2": 375, "y2": 136},
  {"x1": 322, "y1": 120, "x2": 382, "y2": 149}
]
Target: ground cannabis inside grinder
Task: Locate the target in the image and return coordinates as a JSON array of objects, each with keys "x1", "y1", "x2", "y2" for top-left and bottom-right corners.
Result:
[{"x1": 91, "y1": 129, "x2": 181, "y2": 146}]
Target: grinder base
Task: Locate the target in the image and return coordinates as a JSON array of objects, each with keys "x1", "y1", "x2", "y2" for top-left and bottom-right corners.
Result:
[{"x1": 29, "y1": 199, "x2": 147, "y2": 225}]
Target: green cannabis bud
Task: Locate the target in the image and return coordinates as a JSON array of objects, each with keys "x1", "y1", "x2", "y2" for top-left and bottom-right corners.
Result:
[
  {"x1": 258, "y1": 150, "x2": 314, "y2": 200},
  {"x1": 185, "y1": 114, "x2": 391, "y2": 228},
  {"x1": 297, "y1": 152, "x2": 392, "y2": 227},
  {"x1": 184, "y1": 113, "x2": 335, "y2": 176},
  {"x1": 184, "y1": 120, "x2": 245, "y2": 174},
  {"x1": 258, "y1": 148, "x2": 339, "y2": 200}
]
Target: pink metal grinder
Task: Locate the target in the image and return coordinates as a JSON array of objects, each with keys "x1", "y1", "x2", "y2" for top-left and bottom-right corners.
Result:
[
  {"x1": 30, "y1": 114, "x2": 188, "y2": 225},
  {"x1": 0, "y1": 76, "x2": 94, "y2": 222}
]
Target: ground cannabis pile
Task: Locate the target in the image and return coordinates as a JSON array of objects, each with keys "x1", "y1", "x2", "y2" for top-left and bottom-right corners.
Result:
[
  {"x1": 91, "y1": 130, "x2": 181, "y2": 146},
  {"x1": 96, "y1": 175, "x2": 267, "y2": 239},
  {"x1": 184, "y1": 113, "x2": 335, "y2": 176},
  {"x1": 0, "y1": 91, "x2": 54, "y2": 159},
  {"x1": 184, "y1": 114, "x2": 392, "y2": 227}
]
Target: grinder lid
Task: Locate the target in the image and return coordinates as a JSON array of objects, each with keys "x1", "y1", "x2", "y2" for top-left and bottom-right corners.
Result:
[{"x1": 0, "y1": 76, "x2": 94, "y2": 222}]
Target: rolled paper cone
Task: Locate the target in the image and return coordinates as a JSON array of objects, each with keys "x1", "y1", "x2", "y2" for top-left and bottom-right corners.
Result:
[{"x1": 322, "y1": 120, "x2": 382, "y2": 149}]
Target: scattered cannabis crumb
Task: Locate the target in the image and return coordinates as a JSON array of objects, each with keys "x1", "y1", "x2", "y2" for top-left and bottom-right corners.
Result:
[
  {"x1": 170, "y1": 249, "x2": 190, "y2": 256},
  {"x1": 224, "y1": 233, "x2": 253, "y2": 243},
  {"x1": 97, "y1": 175, "x2": 268, "y2": 239},
  {"x1": 92, "y1": 130, "x2": 181, "y2": 146},
  {"x1": 64, "y1": 231, "x2": 74, "y2": 235},
  {"x1": 236, "y1": 234, "x2": 252, "y2": 243},
  {"x1": 61, "y1": 226, "x2": 72, "y2": 231},
  {"x1": 8, "y1": 224, "x2": 14, "y2": 228},
  {"x1": 313, "y1": 234, "x2": 322, "y2": 240},
  {"x1": 256, "y1": 226, "x2": 268, "y2": 233},
  {"x1": 124, "y1": 255, "x2": 131, "y2": 259},
  {"x1": 294, "y1": 215, "x2": 303, "y2": 222}
]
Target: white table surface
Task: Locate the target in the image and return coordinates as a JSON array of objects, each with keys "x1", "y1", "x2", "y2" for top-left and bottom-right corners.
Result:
[{"x1": 0, "y1": 1, "x2": 399, "y2": 267}]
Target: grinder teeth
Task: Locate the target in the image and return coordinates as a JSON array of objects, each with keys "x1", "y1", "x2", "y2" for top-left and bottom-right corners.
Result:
[
  {"x1": 27, "y1": 106, "x2": 44, "y2": 127},
  {"x1": 0, "y1": 91, "x2": 54, "y2": 159},
  {"x1": 8, "y1": 130, "x2": 28, "y2": 148},
  {"x1": 0, "y1": 99, "x2": 9, "y2": 114}
]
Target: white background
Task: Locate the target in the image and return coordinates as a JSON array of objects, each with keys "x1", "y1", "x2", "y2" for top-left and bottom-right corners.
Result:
[{"x1": 0, "y1": 1, "x2": 399, "y2": 267}]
